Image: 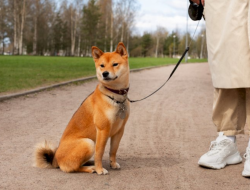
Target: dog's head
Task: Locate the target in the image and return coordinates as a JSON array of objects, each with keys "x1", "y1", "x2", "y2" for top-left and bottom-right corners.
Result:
[{"x1": 92, "y1": 42, "x2": 130, "y2": 89}]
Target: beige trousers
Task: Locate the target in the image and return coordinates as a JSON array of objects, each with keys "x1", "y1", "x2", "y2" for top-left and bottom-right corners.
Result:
[{"x1": 213, "y1": 88, "x2": 250, "y2": 136}]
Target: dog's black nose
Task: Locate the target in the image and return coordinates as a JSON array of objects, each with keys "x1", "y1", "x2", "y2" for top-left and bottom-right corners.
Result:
[{"x1": 102, "y1": 71, "x2": 109, "y2": 78}]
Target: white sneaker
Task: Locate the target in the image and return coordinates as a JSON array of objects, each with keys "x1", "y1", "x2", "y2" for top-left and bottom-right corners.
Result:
[
  {"x1": 198, "y1": 134, "x2": 242, "y2": 169},
  {"x1": 242, "y1": 147, "x2": 250, "y2": 177}
]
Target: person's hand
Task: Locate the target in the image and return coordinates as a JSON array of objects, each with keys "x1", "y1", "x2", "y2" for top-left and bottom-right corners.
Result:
[{"x1": 191, "y1": 0, "x2": 205, "y2": 6}]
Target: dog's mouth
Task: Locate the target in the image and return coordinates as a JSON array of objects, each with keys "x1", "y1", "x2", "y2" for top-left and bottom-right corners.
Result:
[{"x1": 103, "y1": 76, "x2": 118, "y2": 81}]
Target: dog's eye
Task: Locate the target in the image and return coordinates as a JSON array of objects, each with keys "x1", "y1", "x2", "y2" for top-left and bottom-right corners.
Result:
[
  {"x1": 100, "y1": 64, "x2": 105, "y2": 68},
  {"x1": 113, "y1": 63, "x2": 118, "y2": 67}
]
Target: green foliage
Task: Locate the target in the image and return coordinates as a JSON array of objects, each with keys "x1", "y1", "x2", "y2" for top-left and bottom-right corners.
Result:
[
  {"x1": 0, "y1": 0, "x2": 9, "y2": 54},
  {"x1": 53, "y1": 12, "x2": 64, "y2": 53},
  {"x1": 178, "y1": 33, "x2": 195, "y2": 57},
  {"x1": 141, "y1": 33, "x2": 152, "y2": 57},
  {"x1": 35, "y1": 2, "x2": 56, "y2": 55},
  {"x1": 82, "y1": 0, "x2": 102, "y2": 49},
  {"x1": 130, "y1": 36, "x2": 142, "y2": 57},
  {"x1": 163, "y1": 33, "x2": 179, "y2": 57}
]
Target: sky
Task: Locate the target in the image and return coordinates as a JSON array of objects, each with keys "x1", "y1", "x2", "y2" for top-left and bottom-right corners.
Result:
[
  {"x1": 58, "y1": 0, "x2": 206, "y2": 37},
  {"x1": 133, "y1": 0, "x2": 206, "y2": 36}
]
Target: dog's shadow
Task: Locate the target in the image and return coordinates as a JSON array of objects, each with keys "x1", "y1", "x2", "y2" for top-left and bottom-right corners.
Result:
[{"x1": 85, "y1": 156, "x2": 182, "y2": 171}]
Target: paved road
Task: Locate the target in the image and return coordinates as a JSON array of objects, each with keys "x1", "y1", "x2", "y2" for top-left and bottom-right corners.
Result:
[{"x1": 0, "y1": 63, "x2": 249, "y2": 190}]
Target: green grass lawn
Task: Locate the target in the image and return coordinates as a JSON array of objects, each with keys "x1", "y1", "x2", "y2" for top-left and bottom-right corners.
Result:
[{"x1": 0, "y1": 55, "x2": 207, "y2": 94}]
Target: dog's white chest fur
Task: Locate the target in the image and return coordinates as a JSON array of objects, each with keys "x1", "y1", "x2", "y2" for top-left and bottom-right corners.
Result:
[{"x1": 104, "y1": 99, "x2": 129, "y2": 137}]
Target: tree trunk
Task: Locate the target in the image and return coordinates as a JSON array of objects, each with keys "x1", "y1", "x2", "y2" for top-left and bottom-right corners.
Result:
[
  {"x1": 155, "y1": 37, "x2": 159, "y2": 58},
  {"x1": 2, "y1": 39, "x2": 4, "y2": 55},
  {"x1": 126, "y1": 29, "x2": 129, "y2": 56},
  {"x1": 17, "y1": 11, "x2": 20, "y2": 54},
  {"x1": 110, "y1": 9, "x2": 113, "y2": 52},
  {"x1": 104, "y1": 14, "x2": 108, "y2": 52},
  {"x1": 33, "y1": 0, "x2": 38, "y2": 55},
  {"x1": 120, "y1": 22, "x2": 124, "y2": 42},
  {"x1": 70, "y1": 7, "x2": 76, "y2": 56},
  {"x1": 77, "y1": 34, "x2": 81, "y2": 56},
  {"x1": 33, "y1": 17, "x2": 37, "y2": 55},
  {"x1": 13, "y1": 0, "x2": 17, "y2": 55},
  {"x1": 19, "y1": 0, "x2": 26, "y2": 55},
  {"x1": 0, "y1": 5, "x2": 3, "y2": 55},
  {"x1": 70, "y1": 6, "x2": 77, "y2": 56}
]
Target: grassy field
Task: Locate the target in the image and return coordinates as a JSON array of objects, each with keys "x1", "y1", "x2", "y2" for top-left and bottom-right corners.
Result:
[{"x1": 0, "y1": 56, "x2": 207, "y2": 94}]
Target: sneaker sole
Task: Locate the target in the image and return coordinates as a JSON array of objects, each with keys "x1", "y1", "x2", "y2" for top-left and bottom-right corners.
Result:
[
  {"x1": 198, "y1": 151, "x2": 242, "y2": 170},
  {"x1": 242, "y1": 171, "x2": 250, "y2": 177}
]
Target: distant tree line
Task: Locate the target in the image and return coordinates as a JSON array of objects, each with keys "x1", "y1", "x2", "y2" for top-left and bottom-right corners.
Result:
[
  {"x1": 0, "y1": 0, "x2": 207, "y2": 58},
  {"x1": 130, "y1": 28, "x2": 207, "y2": 59}
]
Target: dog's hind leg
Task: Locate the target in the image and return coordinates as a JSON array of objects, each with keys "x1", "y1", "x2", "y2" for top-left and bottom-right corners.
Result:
[
  {"x1": 76, "y1": 166, "x2": 96, "y2": 173},
  {"x1": 56, "y1": 138, "x2": 95, "y2": 173}
]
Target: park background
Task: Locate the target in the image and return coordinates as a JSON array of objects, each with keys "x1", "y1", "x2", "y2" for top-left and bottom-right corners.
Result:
[
  {"x1": 3, "y1": 2, "x2": 250, "y2": 189},
  {"x1": 0, "y1": 0, "x2": 207, "y2": 95}
]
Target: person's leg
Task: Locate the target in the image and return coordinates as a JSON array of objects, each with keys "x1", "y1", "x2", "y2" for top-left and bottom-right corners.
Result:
[
  {"x1": 242, "y1": 88, "x2": 250, "y2": 177},
  {"x1": 198, "y1": 88, "x2": 246, "y2": 169},
  {"x1": 212, "y1": 88, "x2": 246, "y2": 136},
  {"x1": 245, "y1": 89, "x2": 250, "y2": 136}
]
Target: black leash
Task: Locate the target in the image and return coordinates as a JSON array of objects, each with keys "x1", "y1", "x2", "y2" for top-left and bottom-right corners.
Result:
[
  {"x1": 127, "y1": 47, "x2": 189, "y2": 103},
  {"x1": 127, "y1": 20, "x2": 201, "y2": 103}
]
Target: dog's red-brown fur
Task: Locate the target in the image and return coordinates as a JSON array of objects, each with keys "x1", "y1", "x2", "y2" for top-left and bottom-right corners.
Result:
[{"x1": 34, "y1": 42, "x2": 130, "y2": 175}]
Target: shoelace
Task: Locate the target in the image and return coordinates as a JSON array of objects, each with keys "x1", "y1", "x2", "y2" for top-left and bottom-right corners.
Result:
[{"x1": 208, "y1": 140, "x2": 230, "y2": 154}]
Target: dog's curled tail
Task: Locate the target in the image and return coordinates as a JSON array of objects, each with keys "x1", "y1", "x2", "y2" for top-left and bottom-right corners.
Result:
[{"x1": 34, "y1": 140, "x2": 58, "y2": 169}]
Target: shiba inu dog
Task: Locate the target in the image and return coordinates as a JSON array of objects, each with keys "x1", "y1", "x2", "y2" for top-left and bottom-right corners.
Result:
[{"x1": 34, "y1": 42, "x2": 130, "y2": 175}]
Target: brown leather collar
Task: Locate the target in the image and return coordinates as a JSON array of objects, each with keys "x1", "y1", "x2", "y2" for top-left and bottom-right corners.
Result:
[{"x1": 104, "y1": 86, "x2": 129, "y2": 95}]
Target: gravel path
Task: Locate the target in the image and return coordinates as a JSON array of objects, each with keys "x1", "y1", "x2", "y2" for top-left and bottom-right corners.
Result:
[{"x1": 0, "y1": 63, "x2": 249, "y2": 190}]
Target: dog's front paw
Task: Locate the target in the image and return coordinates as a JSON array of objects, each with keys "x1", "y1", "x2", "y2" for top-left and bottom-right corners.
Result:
[
  {"x1": 96, "y1": 168, "x2": 108, "y2": 175},
  {"x1": 110, "y1": 162, "x2": 121, "y2": 169}
]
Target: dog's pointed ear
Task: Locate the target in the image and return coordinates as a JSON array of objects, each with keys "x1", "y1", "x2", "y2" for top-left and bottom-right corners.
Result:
[
  {"x1": 92, "y1": 46, "x2": 104, "y2": 60},
  {"x1": 115, "y1": 42, "x2": 128, "y2": 58}
]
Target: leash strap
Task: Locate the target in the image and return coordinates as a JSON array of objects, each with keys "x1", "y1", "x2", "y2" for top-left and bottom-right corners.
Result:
[
  {"x1": 127, "y1": 18, "x2": 201, "y2": 103},
  {"x1": 127, "y1": 47, "x2": 190, "y2": 103}
]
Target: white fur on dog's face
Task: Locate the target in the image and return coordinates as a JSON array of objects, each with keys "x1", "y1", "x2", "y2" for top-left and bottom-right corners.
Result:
[
  {"x1": 95, "y1": 53, "x2": 129, "y2": 89},
  {"x1": 92, "y1": 43, "x2": 129, "y2": 89}
]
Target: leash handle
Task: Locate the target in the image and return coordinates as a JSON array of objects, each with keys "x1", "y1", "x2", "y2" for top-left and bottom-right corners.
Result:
[{"x1": 128, "y1": 46, "x2": 190, "y2": 103}]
